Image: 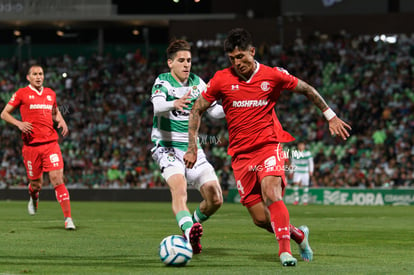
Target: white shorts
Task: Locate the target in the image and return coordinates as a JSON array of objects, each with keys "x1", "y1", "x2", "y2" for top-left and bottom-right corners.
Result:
[
  {"x1": 151, "y1": 146, "x2": 218, "y2": 190},
  {"x1": 293, "y1": 172, "x2": 310, "y2": 186}
]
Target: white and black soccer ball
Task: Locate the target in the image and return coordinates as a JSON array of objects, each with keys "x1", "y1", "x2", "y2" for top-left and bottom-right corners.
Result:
[{"x1": 159, "y1": 235, "x2": 193, "y2": 266}]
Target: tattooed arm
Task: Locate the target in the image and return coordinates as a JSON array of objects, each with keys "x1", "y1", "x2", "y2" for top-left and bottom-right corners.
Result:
[
  {"x1": 293, "y1": 79, "x2": 330, "y2": 111},
  {"x1": 184, "y1": 96, "x2": 212, "y2": 168},
  {"x1": 293, "y1": 79, "x2": 352, "y2": 140}
]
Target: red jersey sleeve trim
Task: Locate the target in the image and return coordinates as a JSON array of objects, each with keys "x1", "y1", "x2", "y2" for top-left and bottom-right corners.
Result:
[{"x1": 201, "y1": 91, "x2": 215, "y2": 103}]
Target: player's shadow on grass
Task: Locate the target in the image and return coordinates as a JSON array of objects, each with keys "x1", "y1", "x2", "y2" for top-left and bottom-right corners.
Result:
[
  {"x1": 202, "y1": 248, "x2": 277, "y2": 263},
  {"x1": 39, "y1": 225, "x2": 83, "y2": 232},
  {"x1": 250, "y1": 253, "x2": 279, "y2": 263},
  {"x1": 40, "y1": 226, "x2": 81, "y2": 230},
  {"x1": 0, "y1": 255, "x2": 161, "y2": 268},
  {"x1": 201, "y1": 247, "x2": 239, "y2": 256}
]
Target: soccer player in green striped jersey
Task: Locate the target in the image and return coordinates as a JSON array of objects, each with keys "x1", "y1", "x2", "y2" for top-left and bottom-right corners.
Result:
[
  {"x1": 151, "y1": 40, "x2": 225, "y2": 254},
  {"x1": 291, "y1": 142, "x2": 314, "y2": 205}
]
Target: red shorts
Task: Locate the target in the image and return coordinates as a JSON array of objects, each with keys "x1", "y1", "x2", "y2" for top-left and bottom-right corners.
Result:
[
  {"x1": 22, "y1": 141, "x2": 64, "y2": 180},
  {"x1": 231, "y1": 143, "x2": 288, "y2": 208}
]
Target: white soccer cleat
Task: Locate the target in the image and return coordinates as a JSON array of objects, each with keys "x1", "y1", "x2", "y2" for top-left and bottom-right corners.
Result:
[
  {"x1": 27, "y1": 197, "x2": 38, "y2": 215},
  {"x1": 65, "y1": 217, "x2": 76, "y2": 230},
  {"x1": 298, "y1": 225, "x2": 313, "y2": 261},
  {"x1": 280, "y1": 252, "x2": 297, "y2": 267}
]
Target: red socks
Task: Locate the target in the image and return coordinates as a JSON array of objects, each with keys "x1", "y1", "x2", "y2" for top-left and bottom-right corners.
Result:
[
  {"x1": 290, "y1": 224, "x2": 305, "y2": 244},
  {"x1": 28, "y1": 183, "x2": 39, "y2": 200},
  {"x1": 54, "y1": 184, "x2": 72, "y2": 218},
  {"x1": 268, "y1": 201, "x2": 292, "y2": 256}
]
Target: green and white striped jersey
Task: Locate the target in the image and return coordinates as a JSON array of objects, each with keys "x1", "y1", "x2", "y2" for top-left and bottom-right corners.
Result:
[
  {"x1": 291, "y1": 150, "x2": 314, "y2": 174},
  {"x1": 151, "y1": 72, "x2": 205, "y2": 151}
]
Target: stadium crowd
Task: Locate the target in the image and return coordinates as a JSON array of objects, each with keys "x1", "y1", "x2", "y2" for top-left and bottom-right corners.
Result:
[{"x1": 1, "y1": 33, "x2": 413, "y2": 190}]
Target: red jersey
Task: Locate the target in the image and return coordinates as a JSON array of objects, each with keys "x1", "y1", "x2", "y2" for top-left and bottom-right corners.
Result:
[
  {"x1": 8, "y1": 85, "x2": 59, "y2": 145},
  {"x1": 202, "y1": 62, "x2": 297, "y2": 156}
]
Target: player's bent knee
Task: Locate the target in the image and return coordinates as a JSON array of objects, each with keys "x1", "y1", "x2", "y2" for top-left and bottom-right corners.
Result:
[
  {"x1": 210, "y1": 193, "x2": 223, "y2": 209},
  {"x1": 201, "y1": 181, "x2": 223, "y2": 208},
  {"x1": 30, "y1": 179, "x2": 42, "y2": 191},
  {"x1": 48, "y1": 169, "x2": 64, "y2": 186},
  {"x1": 252, "y1": 218, "x2": 270, "y2": 229}
]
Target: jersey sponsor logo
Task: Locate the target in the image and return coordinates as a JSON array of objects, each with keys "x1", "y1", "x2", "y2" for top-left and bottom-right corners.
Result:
[
  {"x1": 172, "y1": 110, "x2": 190, "y2": 117},
  {"x1": 232, "y1": 99, "x2": 268, "y2": 108},
  {"x1": 29, "y1": 104, "x2": 53, "y2": 110},
  {"x1": 159, "y1": 147, "x2": 174, "y2": 154},
  {"x1": 47, "y1": 95, "x2": 52, "y2": 101},
  {"x1": 231, "y1": 84, "x2": 239, "y2": 90},
  {"x1": 50, "y1": 154, "x2": 60, "y2": 167},
  {"x1": 261, "y1": 81, "x2": 271, "y2": 91}
]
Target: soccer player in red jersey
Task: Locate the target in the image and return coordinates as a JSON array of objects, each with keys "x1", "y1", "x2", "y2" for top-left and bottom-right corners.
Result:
[
  {"x1": 184, "y1": 28, "x2": 351, "y2": 266},
  {"x1": 1, "y1": 65, "x2": 76, "y2": 230}
]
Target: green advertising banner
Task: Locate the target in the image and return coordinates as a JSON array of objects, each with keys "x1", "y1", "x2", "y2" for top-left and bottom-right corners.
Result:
[{"x1": 227, "y1": 188, "x2": 414, "y2": 206}]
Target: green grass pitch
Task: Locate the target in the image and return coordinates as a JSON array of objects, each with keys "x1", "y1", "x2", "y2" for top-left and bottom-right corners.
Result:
[{"x1": 0, "y1": 201, "x2": 413, "y2": 274}]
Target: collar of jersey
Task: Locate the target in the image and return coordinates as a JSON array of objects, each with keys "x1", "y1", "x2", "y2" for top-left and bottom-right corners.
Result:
[
  {"x1": 169, "y1": 72, "x2": 191, "y2": 87},
  {"x1": 234, "y1": 61, "x2": 260, "y2": 83},
  {"x1": 28, "y1": 85, "x2": 44, "y2": 96}
]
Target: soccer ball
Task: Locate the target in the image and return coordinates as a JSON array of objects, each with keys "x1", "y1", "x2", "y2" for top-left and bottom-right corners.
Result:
[{"x1": 159, "y1": 235, "x2": 193, "y2": 266}]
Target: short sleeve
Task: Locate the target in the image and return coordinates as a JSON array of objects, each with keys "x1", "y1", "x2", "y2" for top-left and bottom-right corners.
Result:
[
  {"x1": 273, "y1": 67, "x2": 298, "y2": 90},
  {"x1": 7, "y1": 91, "x2": 21, "y2": 107},
  {"x1": 53, "y1": 93, "x2": 58, "y2": 109},
  {"x1": 201, "y1": 73, "x2": 221, "y2": 103},
  {"x1": 151, "y1": 80, "x2": 168, "y2": 101}
]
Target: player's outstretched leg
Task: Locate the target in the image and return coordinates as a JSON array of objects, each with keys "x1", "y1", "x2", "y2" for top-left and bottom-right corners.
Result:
[
  {"x1": 267, "y1": 201, "x2": 297, "y2": 267},
  {"x1": 280, "y1": 252, "x2": 297, "y2": 266},
  {"x1": 188, "y1": 222, "x2": 203, "y2": 254},
  {"x1": 298, "y1": 225, "x2": 313, "y2": 261}
]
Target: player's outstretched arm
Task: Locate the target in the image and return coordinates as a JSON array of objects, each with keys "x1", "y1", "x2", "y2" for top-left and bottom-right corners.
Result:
[
  {"x1": 153, "y1": 90, "x2": 192, "y2": 114},
  {"x1": 52, "y1": 106, "x2": 69, "y2": 137},
  {"x1": 327, "y1": 116, "x2": 351, "y2": 140},
  {"x1": 1, "y1": 104, "x2": 32, "y2": 134},
  {"x1": 184, "y1": 96, "x2": 211, "y2": 168},
  {"x1": 293, "y1": 79, "x2": 351, "y2": 140}
]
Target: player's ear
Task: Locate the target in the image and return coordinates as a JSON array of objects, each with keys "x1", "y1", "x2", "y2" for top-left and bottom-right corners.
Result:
[
  {"x1": 167, "y1": 59, "x2": 173, "y2": 69},
  {"x1": 250, "y1": 46, "x2": 255, "y2": 57}
]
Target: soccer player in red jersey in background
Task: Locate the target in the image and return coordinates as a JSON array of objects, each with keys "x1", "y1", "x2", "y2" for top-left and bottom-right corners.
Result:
[
  {"x1": 1, "y1": 65, "x2": 76, "y2": 230},
  {"x1": 184, "y1": 28, "x2": 351, "y2": 266}
]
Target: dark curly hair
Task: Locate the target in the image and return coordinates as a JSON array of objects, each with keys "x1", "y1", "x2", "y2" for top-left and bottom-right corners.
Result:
[{"x1": 223, "y1": 28, "x2": 253, "y2": 53}]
